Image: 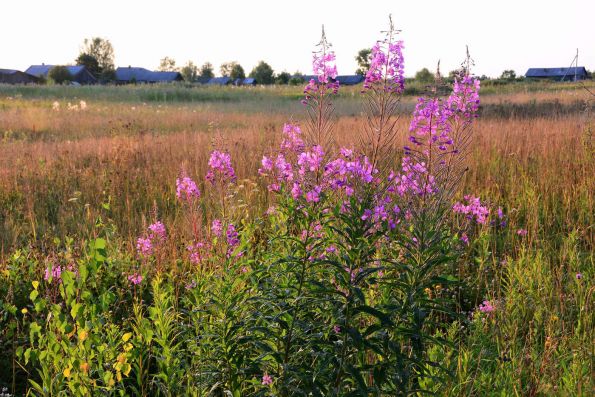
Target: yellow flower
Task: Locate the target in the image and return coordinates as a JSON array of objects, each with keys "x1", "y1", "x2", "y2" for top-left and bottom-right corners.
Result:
[
  {"x1": 80, "y1": 362, "x2": 90, "y2": 374},
  {"x1": 63, "y1": 366, "x2": 71, "y2": 378},
  {"x1": 78, "y1": 329, "x2": 88, "y2": 342},
  {"x1": 21, "y1": 308, "x2": 28, "y2": 314}
]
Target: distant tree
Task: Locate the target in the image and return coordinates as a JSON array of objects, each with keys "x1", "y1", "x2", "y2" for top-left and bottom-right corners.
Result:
[
  {"x1": 275, "y1": 71, "x2": 291, "y2": 85},
  {"x1": 79, "y1": 37, "x2": 115, "y2": 81},
  {"x1": 75, "y1": 53, "x2": 100, "y2": 78},
  {"x1": 249, "y1": 61, "x2": 274, "y2": 84},
  {"x1": 159, "y1": 57, "x2": 177, "y2": 72},
  {"x1": 48, "y1": 66, "x2": 72, "y2": 85},
  {"x1": 199, "y1": 62, "x2": 215, "y2": 80},
  {"x1": 500, "y1": 70, "x2": 516, "y2": 80},
  {"x1": 181, "y1": 61, "x2": 198, "y2": 82},
  {"x1": 414, "y1": 68, "x2": 434, "y2": 83},
  {"x1": 289, "y1": 71, "x2": 305, "y2": 86},
  {"x1": 230, "y1": 63, "x2": 245, "y2": 80},
  {"x1": 220, "y1": 62, "x2": 233, "y2": 77},
  {"x1": 355, "y1": 48, "x2": 372, "y2": 75}
]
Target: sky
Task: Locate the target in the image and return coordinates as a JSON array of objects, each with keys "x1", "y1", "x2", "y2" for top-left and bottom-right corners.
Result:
[{"x1": 1, "y1": 0, "x2": 593, "y2": 78}]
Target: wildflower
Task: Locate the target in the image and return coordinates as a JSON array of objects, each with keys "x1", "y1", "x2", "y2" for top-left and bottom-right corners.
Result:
[
  {"x1": 460, "y1": 233, "x2": 470, "y2": 245},
  {"x1": 187, "y1": 241, "x2": 208, "y2": 264},
  {"x1": 148, "y1": 221, "x2": 166, "y2": 241},
  {"x1": 136, "y1": 237, "x2": 153, "y2": 256},
  {"x1": 176, "y1": 176, "x2": 200, "y2": 201},
  {"x1": 517, "y1": 229, "x2": 528, "y2": 236},
  {"x1": 226, "y1": 224, "x2": 240, "y2": 257},
  {"x1": 206, "y1": 150, "x2": 236, "y2": 185},
  {"x1": 262, "y1": 373, "x2": 273, "y2": 386},
  {"x1": 280, "y1": 123, "x2": 305, "y2": 153},
  {"x1": 211, "y1": 219, "x2": 223, "y2": 237},
  {"x1": 453, "y1": 195, "x2": 490, "y2": 224},
  {"x1": 576, "y1": 272, "x2": 582, "y2": 280},
  {"x1": 478, "y1": 300, "x2": 495, "y2": 313},
  {"x1": 333, "y1": 325, "x2": 341, "y2": 333},
  {"x1": 79, "y1": 100, "x2": 87, "y2": 110},
  {"x1": 52, "y1": 101, "x2": 60, "y2": 111},
  {"x1": 127, "y1": 273, "x2": 143, "y2": 285},
  {"x1": 44, "y1": 265, "x2": 62, "y2": 282},
  {"x1": 364, "y1": 36, "x2": 405, "y2": 93}
]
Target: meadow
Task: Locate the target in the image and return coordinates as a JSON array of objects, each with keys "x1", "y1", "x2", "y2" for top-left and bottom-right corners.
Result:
[{"x1": 0, "y1": 53, "x2": 593, "y2": 395}]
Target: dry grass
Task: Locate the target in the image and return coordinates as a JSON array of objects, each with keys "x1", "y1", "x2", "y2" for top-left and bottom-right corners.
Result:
[{"x1": 0, "y1": 85, "x2": 593, "y2": 256}]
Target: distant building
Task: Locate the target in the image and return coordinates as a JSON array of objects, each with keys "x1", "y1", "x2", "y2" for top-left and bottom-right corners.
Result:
[
  {"x1": 293, "y1": 74, "x2": 364, "y2": 85},
  {"x1": 0, "y1": 69, "x2": 39, "y2": 84},
  {"x1": 25, "y1": 64, "x2": 97, "y2": 84},
  {"x1": 243, "y1": 78, "x2": 256, "y2": 86},
  {"x1": 115, "y1": 67, "x2": 183, "y2": 84},
  {"x1": 207, "y1": 77, "x2": 231, "y2": 86},
  {"x1": 525, "y1": 67, "x2": 588, "y2": 81}
]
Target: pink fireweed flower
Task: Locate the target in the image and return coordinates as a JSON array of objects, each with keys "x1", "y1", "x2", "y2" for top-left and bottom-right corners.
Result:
[
  {"x1": 205, "y1": 150, "x2": 236, "y2": 185},
  {"x1": 44, "y1": 265, "x2": 63, "y2": 282},
  {"x1": 478, "y1": 300, "x2": 495, "y2": 313},
  {"x1": 364, "y1": 39, "x2": 405, "y2": 93},
  {"x1": 446, "y1": 75, "x2": 481, "y2": 124},
  {"x1": 226, "y1": 224, "x2": 240, "y2": 257},
  {"x1": 187, "y1": 241, "x2": 209, "y2": 265},
  {"x1": 333, "y1": 325, "x2": 341, "y2": 333},
  {"x1": 460, "y1": 233, "x2": 470, "y2": 245},
  {"x1": 211, "y1": 219, "x2": 223, "y2": 237},
  {"x1": 280, "y1": 123, "x2": 305, "y2": 153},
  {"x1": 148, "y1": 221, "x2": 166, "y2": 241},
  {"x1": 453, "y1": 195, "x2": 490, "y2": 224},
  {"x1": 517, "y1": 229, "x2": 528, "y2": 236},
  {"x1": 136, "y1": 237, "x2": 153, "y2": 257},
  {"x1": 303, "y1": 27, "x2": 340, "y2": 104},
  {"x1": 262, "y1": 373, "x2": 273, "y2": 386},
  {"x1": 176, "y1": 176, "x2": 200, "y2": 201},
  {"x1": 576, "y1": 272, "x2": 582, "y2": 280},
  {"x1": 127, "y1": 273, "x2": 143, "y2": 285}
]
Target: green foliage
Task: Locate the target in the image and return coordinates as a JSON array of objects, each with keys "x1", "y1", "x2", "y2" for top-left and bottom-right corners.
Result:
[
  {"x1": 355, "y1": 48, "x2": 372, "y2": 76},
  {"x1": 48, "y1": 66, "x2": 72, "y2": 85},
  {"x1": 220, "y1": 62, "x2": 245, "y2": 80},
  {"x1": 415, "y1": 67, "x2": 434, "y2": 83},
  {"x1": 158, "y1": 56, "x2": 177, "y2": 72},
  {"x1": 75, "y1": 53, "x2": 100, "y2": 78},
  {"x1": 180, "y1": 61, "x2": 198, "y2": 82},
  {"x1": 199, "y1": 62, "x2": 215, "y2": 80},
  {"x1": 79, "y1": 37, "x2": 115, "y2": 81},
  {"x1": 275, "y1": 71, "x2": 291, "y2": 85},
  {"x1": 249, "y1": 61, "x2": 275, "y2": 85}
]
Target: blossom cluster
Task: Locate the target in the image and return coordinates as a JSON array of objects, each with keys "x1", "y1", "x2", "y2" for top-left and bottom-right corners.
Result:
[
  {"x1": 176, "y1": 176, "x2": 200, "y2": 201},
  {"x1": 453, "y1": 195, "x2": 490, "y2": 224},
  {"x1": 364, "y1": 40, "x2": 405, "y2": 93},
  {"x1": 206, "y1": 150, "x2": 237, "y2": 185},
  {"x1": 136, "y1": 221, "x2": 167, "y2": 257},
  {"x1": 303, "y1": 37, "x2": 340, "y2": 104}
]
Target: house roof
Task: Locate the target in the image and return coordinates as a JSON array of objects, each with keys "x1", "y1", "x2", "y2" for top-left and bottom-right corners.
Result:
[
  {"x1": 335, "y1": 75, "x2": 364, "y2": 85},
  {"x1": 292, "y1": 74, "x2": 364, "y2": 85},
  {"x1": 243, "y1": 78, "x2": 256, "y2": 85},
  {"x1": 525, "y1": 67, "x2": 588, "y2": 78},
  {"x1": 25, "y1": 65, "x2": 87, "y2": 77},
  {"x1": 207, "y1": 77, "x2": 231, "y2": 85},
  {"x1": 115, "y1": 67, "x2": 182, "y2": 82},
  {"x1": 0, "y1": 69, "x2": 19, "y2": 74}
]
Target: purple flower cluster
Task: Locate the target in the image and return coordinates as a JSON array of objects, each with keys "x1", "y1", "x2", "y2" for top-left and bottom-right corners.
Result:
[
  {"x1": 364, "y1": 40, "x2": 405, "y2": 93},
  {"x1": 206, "y1": 150, "x2": 237, "y2": 185},
  {"x1": 226, "y1": 223, "x2": 240, "y2": 257},
  {"x1": 136, "y1": 221, "x2": 167, "y2": 257},
  {"x1": 447, "y1": 76, "x2": 481, "y2": 124},
  {"x1": 280, "y1": 123, "x2": 305, "y2": 153},
  {"x1": 303, "y1": 32, "x2": 340, "y2": 105},
  {"x1": 260, "y1": 138, "x2": 379, "y2": 204},
  {"x1": 211, "y1": 219, "x2": 223, "y2": 237},
  {"x1": 478, "y1": 300, "x2": 495, "y2": 313},
  {"x1": 176, "y1": 176, "x2": 200, "y2": 201},
  {"x1": 453, "y1": 195, "x2": 490, "y2": 224},
  {"x1": 44, "y1": 265, "x2": 62, "y2": 282},
  {"x1": 187, "y1": 241, "x2": 209, "y2": 265},
  {"x1": 127, "y1": 273, "x2": 143, "y2": 285}
]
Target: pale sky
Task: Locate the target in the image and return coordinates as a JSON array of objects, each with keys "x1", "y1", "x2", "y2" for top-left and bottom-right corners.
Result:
[{"x1": 1, "y1": 0, "x2": 593, "y2": 78}]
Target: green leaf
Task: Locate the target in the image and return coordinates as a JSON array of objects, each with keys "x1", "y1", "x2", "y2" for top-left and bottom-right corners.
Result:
[{"x1": 29, "y1": 289, "x2": 39, "y2": 302}]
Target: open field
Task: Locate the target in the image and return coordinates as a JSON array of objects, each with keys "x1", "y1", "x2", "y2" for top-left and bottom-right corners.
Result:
[{"x1": 1, "y1": 81, "x2": 593, "y2": 395}]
